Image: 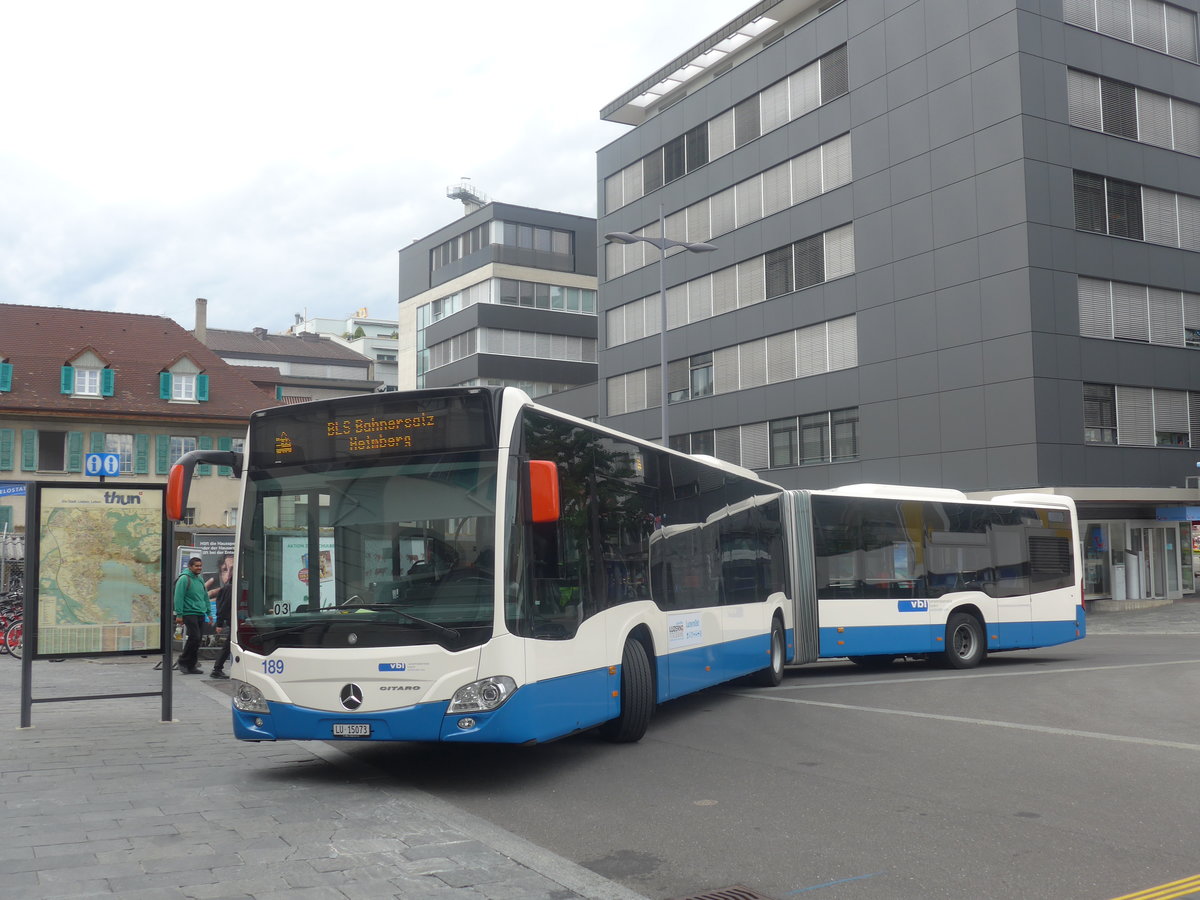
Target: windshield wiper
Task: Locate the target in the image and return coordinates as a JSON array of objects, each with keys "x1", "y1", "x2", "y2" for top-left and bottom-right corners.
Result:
[{"x1": 337, "y1": 603, "x2": 460, "y2": 641}]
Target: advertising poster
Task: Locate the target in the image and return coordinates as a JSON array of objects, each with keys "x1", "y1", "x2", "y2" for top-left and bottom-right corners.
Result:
[
  {"x1": 36, "y1": 485, "x2": 164, "y2": 657},
  {"x1": 281, "y1": 536, "x2": 336, "y2": 611}
]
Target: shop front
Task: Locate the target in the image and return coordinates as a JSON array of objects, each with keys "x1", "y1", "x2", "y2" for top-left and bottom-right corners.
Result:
[{"x1": 1081, "y1": 519, "x2": 1190, "y2": 605}]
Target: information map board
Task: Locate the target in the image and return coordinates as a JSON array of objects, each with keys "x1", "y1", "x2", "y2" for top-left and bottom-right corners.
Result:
[{"x1": 31, "y1": 483, "x2": 167, "y2": 658}]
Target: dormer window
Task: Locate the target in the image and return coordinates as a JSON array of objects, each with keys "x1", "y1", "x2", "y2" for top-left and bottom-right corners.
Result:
[
  {"x1": 0, "y1": 356, "x2": 11, "y2": 392},
  {"x1": 160, "y1": 357, "x2": 209, "y2": 403},
  {"x1": 61, "y1": 350, "x2": 114, "y2": 398}
]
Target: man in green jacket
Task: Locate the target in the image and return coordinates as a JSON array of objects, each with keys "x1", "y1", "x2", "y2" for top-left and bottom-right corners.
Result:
[{"x1": 174, "y1": 557, "x2": 211, "y2": 674}]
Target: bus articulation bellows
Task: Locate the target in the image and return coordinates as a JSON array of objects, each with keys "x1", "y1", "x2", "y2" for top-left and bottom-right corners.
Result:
[{"x1": 168, "y1": 386, "x2": 1084, "y2": 745}]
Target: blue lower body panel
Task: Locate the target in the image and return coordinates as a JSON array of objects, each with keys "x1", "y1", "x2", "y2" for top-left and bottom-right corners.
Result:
[
  {"x1": 819, "y1": 624, "x2": 940, "y2": 658},
  {"x1": 232, "y1": 666, "x2": 617, "y2": 745},
  {"x1": 233, "y1": 630, "x2": 791, "y2": 744},
  {"x1": 817, "y1": 608, "x2": 1086, "y2": 659}
]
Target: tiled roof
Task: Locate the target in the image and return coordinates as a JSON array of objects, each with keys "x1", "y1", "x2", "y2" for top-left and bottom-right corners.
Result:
[
  {"x1": 0, "y1": 304, "x2": 275, "y2": 422},
  {"x1": 204, "y1": 328, "x2": 372, "y2": 363}
]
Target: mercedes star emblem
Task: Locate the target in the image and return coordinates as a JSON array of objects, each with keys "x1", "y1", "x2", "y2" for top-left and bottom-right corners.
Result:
[{"x1": 340, "y1": 683, "x2": 364, "y2": 710}]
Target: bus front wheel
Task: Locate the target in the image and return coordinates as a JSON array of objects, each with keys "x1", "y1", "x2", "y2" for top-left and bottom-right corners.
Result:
[
  {"x1": 600, "y1": 638, "x2": 654, "y2": 743},
  {"x1": 942, "y1": 612, "x2": 985, "y2": 669}
]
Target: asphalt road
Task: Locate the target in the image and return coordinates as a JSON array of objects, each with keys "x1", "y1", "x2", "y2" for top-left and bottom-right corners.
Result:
[{"x1": 337, "y1": 631, "x2": 1200, "y2": 900}]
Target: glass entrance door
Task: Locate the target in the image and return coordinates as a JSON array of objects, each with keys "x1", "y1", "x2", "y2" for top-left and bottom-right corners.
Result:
[{"x1": 1128, "y1": 525, "x2": 1182, "y2": 601}]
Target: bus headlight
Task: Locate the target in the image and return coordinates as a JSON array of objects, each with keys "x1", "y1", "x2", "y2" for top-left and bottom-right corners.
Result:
[
  {"x1": 448, "y1": 676, "x2": 517, "y2": 713},
  {"x1": 232, "y1": 680, "x2": 270, "y2": 714}
]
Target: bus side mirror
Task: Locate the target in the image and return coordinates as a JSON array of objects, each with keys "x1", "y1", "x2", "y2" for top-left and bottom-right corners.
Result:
[
  {"x1": 166, "y1": 462, "x2": 191, "y2": 522},
  {"x1": 528, "y1": 460, "x2": 560, "y2": 524},
  {"x1": 165, "y1": 449, "x2": 243, "y2": 521}
]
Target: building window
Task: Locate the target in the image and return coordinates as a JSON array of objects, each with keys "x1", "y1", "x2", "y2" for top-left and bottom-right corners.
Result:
[
  {"x1": 75, "y1": 368, "x2": 101, "y2": 396},
  {"x1": 173, "y1": 374, "x2": 196, "y2": 401},
  {"x1": 689, "y1": 353, "x2": 714, "y2": 400},
  {"x1": 1064, "y1": 0, "x2": 1198, "y2": 62},
  {"x1": 1084, "y1": 384, "x2": 1118, "y2": 444},
  {"x1": 105, "y1": 434, "x2": 135, "y2": 474},
  {"x1": 770, "y1": 418, "x2": 797, "y2": 468},
  {"x1": 800, "y1": 412, "x2": 831, "y2": 464},
  {"x1": 831, "y1": 408, "x2": 859, "y2": 461},
  {"x1": 38, "y1": 431, "x2": 67, "y2": 472},
  {"x1": 170, "y1": 436, "x2": 197, "y2": 462},
  {"x1": 160, "y1": 370, "x2": 208, "y2": 403},
  {"x1": 0, "y1": 360, "x2": 11, "y2": 392}
]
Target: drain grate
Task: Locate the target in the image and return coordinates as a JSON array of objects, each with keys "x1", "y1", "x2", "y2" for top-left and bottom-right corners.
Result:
[{"x1": 669, "y1": 887, "x2": 776, "y2": 900}]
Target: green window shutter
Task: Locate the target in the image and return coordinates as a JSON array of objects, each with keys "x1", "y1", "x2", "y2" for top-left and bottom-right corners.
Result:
[
  {"x1": 60, "y1": 366, "x2": 75, "y2": 394},
  {"x1": 197, "y1": 374, "x2": 210, "y2": 401},
  {"x1": 197, "y1": 436, "x2": 213, "y2": 476},
  {"x1": 0, "y1": 428, "x2": 13, "y2": 471},
  {"x1": 134, "y1": 434, "x2": 150, "y2": 475},
  {"x1": 159, "y1": 372, "x2": 172, "y2": 399},
  {"x1": 218, "y1": 436, "x2": 233, "y2": 476},
  {"x1": 155, "y1": 435, "x2": 171, "y2": 475},
  {"x1": 90, "y1": 432, "x2": 106, "y2": 453},
  {"x1": 0, "y1": 506, "x2": 11, "y2": 531},
  {"x1": 21, "y1": 430, "x2": 38, "y2": 472},
  {"x1": 66, "y1": 431, "x2": 84, "y2": 473},
  {"x1": 275, "y1": 386, "x2": 283, "y2": 401},
  {"x1": 100, "y1": 369, "x2": 115, "y2": 397},
  {"x1": 0, "y1": 362, "x2": 12, "y2": 392}
]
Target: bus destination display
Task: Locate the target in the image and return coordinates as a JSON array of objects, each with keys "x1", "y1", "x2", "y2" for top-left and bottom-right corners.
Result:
[
  {"x1": 325, "y1": 413, "x2": 437, "y2": 451},
  {"x1": 251, "y1": 392, "x2": 493, "y2": 467}
]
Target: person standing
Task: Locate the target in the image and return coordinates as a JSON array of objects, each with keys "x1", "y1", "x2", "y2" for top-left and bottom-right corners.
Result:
[
  {"x1": 209, "y1": 579, "x2": 232, "y2": 679},
  {"x1": 174, "y1": 557, "x2": 210, "y2": 674}
]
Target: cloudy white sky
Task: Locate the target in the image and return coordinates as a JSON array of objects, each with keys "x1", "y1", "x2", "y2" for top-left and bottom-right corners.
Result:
[{"x1": 1, "y1": 1, "x2": 742, "y2": 333}]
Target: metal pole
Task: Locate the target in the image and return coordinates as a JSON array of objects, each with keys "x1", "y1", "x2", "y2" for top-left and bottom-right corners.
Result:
[{"x1": 659, "y1": 204, "x2": 669, "y2": 448}]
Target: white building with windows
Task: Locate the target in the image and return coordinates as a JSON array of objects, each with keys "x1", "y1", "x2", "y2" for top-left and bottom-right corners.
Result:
[{"x1": 290, "y1": 308, "x2": 399, "y2": 391}]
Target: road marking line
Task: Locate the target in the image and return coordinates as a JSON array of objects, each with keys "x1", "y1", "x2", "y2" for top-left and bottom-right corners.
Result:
[
  {"x1": 732, "y1": 693, "x2": 1200, "y2": 753},
  {"x1": 785, "y1": 872, "x2": 886, "y2": 894},
  {"x1": 1108, "y1": 873, "x2": 1200, "y2": 900},
  {"x1": 771, "y1": 658, "x2": 1200, "y2": 691}
]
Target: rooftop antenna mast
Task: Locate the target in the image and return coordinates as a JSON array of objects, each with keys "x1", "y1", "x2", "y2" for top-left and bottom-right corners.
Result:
[{"x1": 446, "y1": 177, "x2": 489, "y2": 215}]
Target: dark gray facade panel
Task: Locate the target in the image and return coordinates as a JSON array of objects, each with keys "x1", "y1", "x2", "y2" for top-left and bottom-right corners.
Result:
[
  {"x1": 893, "y1": 293, "x2": 938, "y2": 357},
  {"x1": 939, "y1": 449, "x2": 990, "y2": 490},
  {"x1": 937, "y1": 343, "x2": 985, "y2": 391},
  {"x1": 850, "y1": 72, "x2": 889, "y2": 128},
  {"x1": 984, "y1": 443, "x2": 1039, "y2": 489},
  {"x1": 938, "y1": 387, "x2": 987, "y2": 452},
  {"x1": 534, "y1": 382, "x2": 599, "y2": 420},
  {"x1": 897, "y1": 352, "x2": 940, "y2": 399},
  {"x1": 889, "y1": 156, "x2": 932, "y2": 206},
  {"x1": 859, "y1": 360, "x2": 900, "y2": 403}
]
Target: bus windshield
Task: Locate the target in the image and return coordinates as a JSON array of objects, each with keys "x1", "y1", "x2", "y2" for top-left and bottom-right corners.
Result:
[{"x1": 237, "y1": 453, "x2": 498, "y2": 654}]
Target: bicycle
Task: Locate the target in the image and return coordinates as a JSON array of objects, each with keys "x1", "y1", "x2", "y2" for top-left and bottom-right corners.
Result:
[{"x1": 3, "y1": 617, "x2": 22, "y2": 660}]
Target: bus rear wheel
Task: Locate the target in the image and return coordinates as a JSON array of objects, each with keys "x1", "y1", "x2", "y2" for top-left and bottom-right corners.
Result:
[
  {"x1": 750, "y1": 617, "x2": 785, "y2": 686},
  {"x1": 600, "y1": 638, "x2": 654, "y2": 743},
  {"x1": 942, "y1": 612, "x2": 985, "y2": 669}
]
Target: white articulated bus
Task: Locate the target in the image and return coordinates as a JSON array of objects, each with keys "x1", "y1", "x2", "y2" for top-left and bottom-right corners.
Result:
[{"x1": 168, "y1": 386, "x2": 1083, "y2": 745}]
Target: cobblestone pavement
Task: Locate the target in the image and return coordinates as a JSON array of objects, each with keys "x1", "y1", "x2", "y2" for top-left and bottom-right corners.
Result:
[
  {"x1": 0, "y1": 655, "x2": 647, "y2": 900},
  {"x1": 1086, "y1": 595, "x2": 1200, "y2": 634}
]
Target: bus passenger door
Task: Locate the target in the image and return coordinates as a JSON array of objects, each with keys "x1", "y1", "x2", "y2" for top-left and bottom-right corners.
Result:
[{"x1": 990, "y1": 527, "x2": 1032, "y2": 648}]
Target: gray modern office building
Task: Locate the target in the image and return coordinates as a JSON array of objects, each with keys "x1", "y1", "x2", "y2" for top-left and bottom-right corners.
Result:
[
  {"x1": 596, "y1": 0, "x2": 1200, "y2": 604},
  {"x1": 396, "y1": 199, "x2": 598, "y2": 409}
]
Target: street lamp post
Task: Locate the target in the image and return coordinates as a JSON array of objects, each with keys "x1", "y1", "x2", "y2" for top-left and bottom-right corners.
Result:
[{"x1": 604, "y1": 205, "x2": 717, "y2": 447}]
